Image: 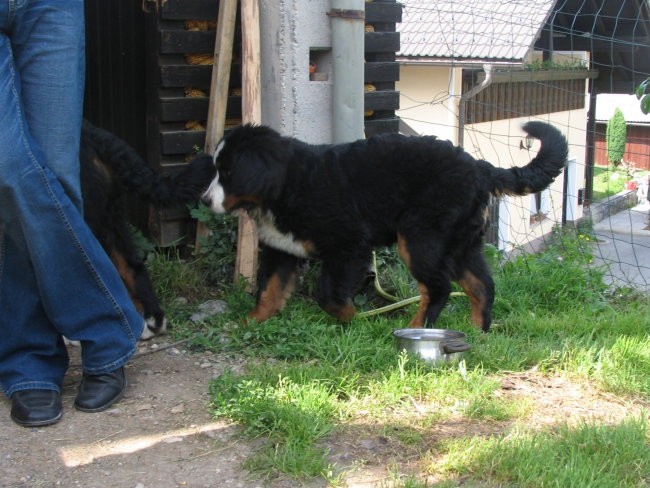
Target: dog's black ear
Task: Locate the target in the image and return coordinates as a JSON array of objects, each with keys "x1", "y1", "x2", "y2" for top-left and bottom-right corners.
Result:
[{"x1": 227, "y1": 125, "x2": 293, "y2": 202}]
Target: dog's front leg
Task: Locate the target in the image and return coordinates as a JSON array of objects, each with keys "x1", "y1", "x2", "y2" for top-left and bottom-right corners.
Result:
[
  {"x1": 247, "y1": 245, "x2": 300, "y2": 322},
  {"x1": 315, "y1": 256, "x2": 369, "y2": 322}
]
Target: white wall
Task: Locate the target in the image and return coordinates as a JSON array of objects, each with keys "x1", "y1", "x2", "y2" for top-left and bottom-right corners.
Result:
[
  {"x1": 398, "y1": 61, "x2": 590, "y2": 251},
  {"x1": 465, "y1": 108, "x2": 588, "y2": 250},
  {"x1": 397, "y1": 64, "x2": 462, "y2": 142}
]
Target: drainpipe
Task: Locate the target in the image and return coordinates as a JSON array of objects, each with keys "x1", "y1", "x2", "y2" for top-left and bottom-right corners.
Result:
[
  {"x1": 458, "y1": 64, "x2": 493, "y2": 147},
  {"x1": 329, "y1": 0, "x2": 365, "y2": 143}
]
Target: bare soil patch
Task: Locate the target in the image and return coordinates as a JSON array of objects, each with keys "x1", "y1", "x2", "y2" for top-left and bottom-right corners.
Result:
[{"x1": 1, "y1": 339, "x2": 647, "y2": 488}]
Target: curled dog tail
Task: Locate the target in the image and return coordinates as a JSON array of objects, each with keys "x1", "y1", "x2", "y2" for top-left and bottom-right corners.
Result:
[
  {"x1": 81, "y1": 120, "x2": 215, "y2": 206},
  {"x1": 485, "y1": 121, "x2": 569, "y2": 197}
]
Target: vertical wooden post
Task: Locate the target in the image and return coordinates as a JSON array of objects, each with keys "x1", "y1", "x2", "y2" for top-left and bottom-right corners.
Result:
[
  {"x1": 236, "y1": 0, "x2": 261, "y2": 289},
  {"x1": 241, "y1": 0, "x2": 262, "y2": 124},
  {"x1": 204, "y1": 0, "x2": 237, "y2": 155},
  {"x1": 196, "y1": 0, "x2": 238, "y2": 249}
]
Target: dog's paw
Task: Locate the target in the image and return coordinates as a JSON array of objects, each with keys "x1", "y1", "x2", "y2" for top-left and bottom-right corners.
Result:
[{"x1": 140, "y1": 316, "x2": 167, "y2": 340}]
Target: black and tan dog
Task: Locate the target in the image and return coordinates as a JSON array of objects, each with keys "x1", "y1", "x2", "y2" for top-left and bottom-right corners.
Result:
[
  {"x1": 202, "y1": 122, "x2": 568, "y2": 331},
  {"x1": 81, "y1": 121, "x2": 214, "y2": 339}
]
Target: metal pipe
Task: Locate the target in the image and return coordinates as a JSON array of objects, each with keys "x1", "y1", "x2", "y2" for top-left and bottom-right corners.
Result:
[
  {"x1": 329, "y1": 0, "x2": 365, "y2": 143},
  {"x1": 458, "y1": 64, "x2": 493, "y2": 147}
]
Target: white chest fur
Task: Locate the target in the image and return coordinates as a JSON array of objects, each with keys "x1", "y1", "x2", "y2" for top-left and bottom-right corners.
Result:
[{"x1": 253, "y1": 210, "x2": 309, "y2": 258}]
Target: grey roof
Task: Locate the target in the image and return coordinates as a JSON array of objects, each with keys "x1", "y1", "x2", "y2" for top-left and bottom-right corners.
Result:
[
  {"x1": 398, "y1": 0, "x2": 556, "y2": 64},
  {"x1": 596, "y1": 94, "x2": 650, "y2": 126}
]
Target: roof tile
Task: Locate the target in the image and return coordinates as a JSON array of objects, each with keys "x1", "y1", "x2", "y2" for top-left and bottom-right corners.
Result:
[{"x1": 398, "y1": 0, "x2": 556, "y2": 63}]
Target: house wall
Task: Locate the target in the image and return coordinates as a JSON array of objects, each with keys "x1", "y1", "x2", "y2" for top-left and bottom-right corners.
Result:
[
  {"x1": 465, "y1": 108, "x2": 588, "y2": 251},
  {"x1": 399, "y1": 61, "x2": 590, "y2": 251},
  {"x1": 397, "y1": 64, "x2": 462, "y2": 142}
]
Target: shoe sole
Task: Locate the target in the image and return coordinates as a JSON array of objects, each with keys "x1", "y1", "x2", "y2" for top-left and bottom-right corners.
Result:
[
  {"x1": 11, "y1": 410, "x2": 62, "y2": 427},
  {"x1": 73, "y1": 380, "x2": 127, "y2": 413}
]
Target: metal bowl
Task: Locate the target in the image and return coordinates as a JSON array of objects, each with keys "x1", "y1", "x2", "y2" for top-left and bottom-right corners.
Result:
[{"x1": 393, "y1": 328, "x2": 471, "y2": 366}]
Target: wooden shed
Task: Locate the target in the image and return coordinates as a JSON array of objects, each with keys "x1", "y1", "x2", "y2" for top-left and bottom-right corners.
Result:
[{"x1": 83, "y1": 0, "x2": 402, "y2": 246}]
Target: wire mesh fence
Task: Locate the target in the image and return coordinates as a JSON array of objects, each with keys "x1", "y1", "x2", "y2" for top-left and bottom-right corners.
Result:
[{"x1": 396, "y1": 0, "x2": 650, "y2": 292}]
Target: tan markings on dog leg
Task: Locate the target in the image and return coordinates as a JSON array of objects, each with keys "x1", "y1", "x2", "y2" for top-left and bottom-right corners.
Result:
[
  {"x1": 109, "y1": 250, "x2": 144, "y2": 314},
  {"x1": 409, "y1": 283, "x2": 429, "y2": 328},
  {"x1": 322, "y1": 302, "x2": 356, "y2": 322},
  {"x1": 396, "y1": 234, "x2": 411, "y2": 269},
  {"x1": 247, "y1": 273, "x2": 296, "y2": 322},
  {"x1": 398, "y1": 235, "x2": 427, "y2": 327},
  {"x1": 457, "y1": 271, "x2": 487, "y2": 329}
]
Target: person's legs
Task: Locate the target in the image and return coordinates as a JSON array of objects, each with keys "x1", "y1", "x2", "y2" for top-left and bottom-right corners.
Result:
[
  {"x1": 10, "y1": 0, "x2": 86, "y2": 208},
  {"x1": 0, "y1": 0, "x2": 144, "y2": 408}
]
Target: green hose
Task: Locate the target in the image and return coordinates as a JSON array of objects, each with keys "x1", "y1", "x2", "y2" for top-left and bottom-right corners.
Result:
[{"x1": 357, "y1": 251, "x2": 464, "y2": 318}]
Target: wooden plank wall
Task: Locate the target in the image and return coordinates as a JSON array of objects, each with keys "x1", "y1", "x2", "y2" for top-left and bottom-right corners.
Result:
[
  {"x1": 594, "y1": 124, "x2": 650, "y2": 170},
  {"x1": 144, "y1": 0, "x2": 402, "y2": 244}
]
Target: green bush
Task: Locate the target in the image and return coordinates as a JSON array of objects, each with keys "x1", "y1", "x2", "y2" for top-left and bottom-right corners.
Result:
[{"x1": 605, "y1": 107, "x2": 627, "y2": 166}]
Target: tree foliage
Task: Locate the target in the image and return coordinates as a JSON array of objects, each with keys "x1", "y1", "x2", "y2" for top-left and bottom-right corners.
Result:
[
  {"x1": 605, "y1": 107, "x2": 626, "y2": 166},
  {"x1": 636, "y1": 77, "x2": 650, "y2": 114}
]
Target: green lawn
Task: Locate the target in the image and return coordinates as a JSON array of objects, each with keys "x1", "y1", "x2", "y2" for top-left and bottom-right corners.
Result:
[
  {"x1": 149, "y1": 225, "x2": 650, "y2": 487},
  {"x1": 592, "y1": 165, "x2": 646, "y2": 201}
]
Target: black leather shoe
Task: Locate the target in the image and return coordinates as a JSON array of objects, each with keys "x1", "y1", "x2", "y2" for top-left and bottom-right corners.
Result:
[
  {"x1": 74, "y1": 367, "x2": 126, "y2": 413},
  {"x1": 11, "y1": 389, "x2": 62, "y2": 427}
]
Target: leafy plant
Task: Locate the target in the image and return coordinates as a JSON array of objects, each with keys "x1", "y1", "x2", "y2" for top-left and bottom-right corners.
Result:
[
  {"x1": 524, "y1": 58, "x2": 587, "y2": 71},
  {"x1": 635, "y1": 77, "x2": 650, "y2": 114},
  {"x1": 189, "y1": 202, "x2": 238, "y2": 286}
]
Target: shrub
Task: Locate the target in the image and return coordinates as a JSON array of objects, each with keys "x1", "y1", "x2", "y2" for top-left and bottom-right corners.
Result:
[{"x1": 605, "y1": 107, "x2": 627, "y2": 167}]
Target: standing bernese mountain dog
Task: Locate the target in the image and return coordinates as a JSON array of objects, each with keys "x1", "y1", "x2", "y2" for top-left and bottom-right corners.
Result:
[
  {"x1": 81, "y1": 121, "x2": 214, "y2": 339},
  {"x1": 202, "y1": 122, "x2": 568, "y2": 332}
]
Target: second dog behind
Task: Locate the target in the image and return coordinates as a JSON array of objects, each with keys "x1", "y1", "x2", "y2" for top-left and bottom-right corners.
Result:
[{"x1": 81, "y1": 121, "x2": 214, "y2": 339}]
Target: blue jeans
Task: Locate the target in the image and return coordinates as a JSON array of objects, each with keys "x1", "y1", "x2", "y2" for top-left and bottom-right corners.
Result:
[{"x1": 0, "y1": 0, "x2": 144, "y2": 397}]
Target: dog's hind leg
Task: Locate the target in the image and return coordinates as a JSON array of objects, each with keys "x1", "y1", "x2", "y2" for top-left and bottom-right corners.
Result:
[
  {"x1": 107, "y1": 216, "x2": 167, "y2": 339},
  {"x1": 248, "y1": 245, "x2": 300, "y2": 322},
  {"x1": 409, "y1": 281, "x2": 452, "y2": 328},
  {"x1": 107, "y1": 247, "x2": 166, "y2": 339},
  {"x1": 397, "y1": 233, "x2": 452, "y2": 328},
  {"x1": 315, "y1": 254, "x2": 370, "y2": 322},
  {"x1": 455, "y1": 249, "x2": 494, "y2": 332}
]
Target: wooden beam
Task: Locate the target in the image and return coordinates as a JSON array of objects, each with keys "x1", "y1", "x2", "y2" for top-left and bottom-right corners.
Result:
[
  {"x1": 204, "y1": 0, "x2": 237, "y2": 155},
  {"x1": 195, "y1": 0, "x2": 238, "y2": 251},
  {"x1": 236, "y1": 0, "x2": 261, "y2": 289}
]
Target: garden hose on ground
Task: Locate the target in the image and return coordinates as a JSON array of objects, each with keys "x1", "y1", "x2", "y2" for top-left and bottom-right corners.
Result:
[{"x1": 356, "y1": 251, "x2": 465, "y2": 318}]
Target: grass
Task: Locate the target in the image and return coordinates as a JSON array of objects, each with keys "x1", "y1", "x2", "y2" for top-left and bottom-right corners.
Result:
[
  {"x1": 148, "y1": 225, "x2": 650, "y2": 487},
  {"x1": 592, "y1": 165, "x2": 648, "y2": 201},
  {"x1": 433, "y1": 417, "x2": 649, "y2": 488}
]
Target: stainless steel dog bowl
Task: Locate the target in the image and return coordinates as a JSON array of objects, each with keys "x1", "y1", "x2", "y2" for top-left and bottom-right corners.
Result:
[{"x1": 393, "y1": 328, "x2": 471, "y2": 366}]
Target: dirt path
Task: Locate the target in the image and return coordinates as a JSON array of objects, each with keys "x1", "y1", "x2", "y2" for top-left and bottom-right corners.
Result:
[{"x1": 0, "y1": 338, "x2": 293, "y2": 488}]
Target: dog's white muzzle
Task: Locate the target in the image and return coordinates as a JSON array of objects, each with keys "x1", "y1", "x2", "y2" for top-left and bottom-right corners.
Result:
[{"x1": 202, "y1": 172, "x2": 226, "y2": 213}]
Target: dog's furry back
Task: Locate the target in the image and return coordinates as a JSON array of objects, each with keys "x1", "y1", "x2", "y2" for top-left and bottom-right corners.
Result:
[{"x1": 81, "y1": 120, "x2": 214, "y2": 207}]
